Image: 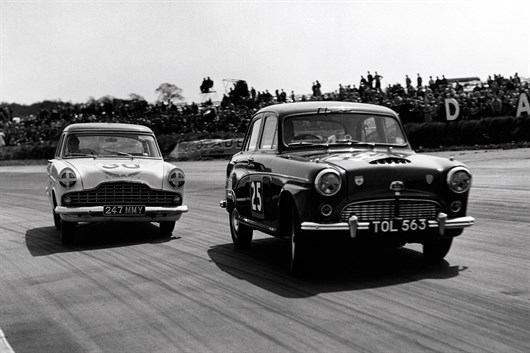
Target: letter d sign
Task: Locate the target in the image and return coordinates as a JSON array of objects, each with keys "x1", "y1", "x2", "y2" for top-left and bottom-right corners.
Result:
[{"x1": 445, "y1": 98, "x2": 460, "y2": 121}]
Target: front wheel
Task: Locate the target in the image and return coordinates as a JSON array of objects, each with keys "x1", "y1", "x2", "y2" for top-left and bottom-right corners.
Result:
[
  {"x1": 288, "y1": 209, "x2": 308, "y2": 275},
  {"x1": 229, "y1": 208, "x2": 253, "y2": 249},
  {"x1": 159, "y1": 221, "x2": 176, "y2": 236},
  {"x1": 52, "y1": 205, "x2": 61, "y2": 230},
  {"x1": 60, "y1": 221, "x2": 76, "y2": 245},
  {"x1": 423, "y1": 237, "x2": 453, "y2": 262}
]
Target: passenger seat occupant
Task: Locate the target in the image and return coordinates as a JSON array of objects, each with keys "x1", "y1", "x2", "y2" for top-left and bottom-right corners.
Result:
[{"x1": 67, "y1": 136, "x2": 80, "y2": 154}]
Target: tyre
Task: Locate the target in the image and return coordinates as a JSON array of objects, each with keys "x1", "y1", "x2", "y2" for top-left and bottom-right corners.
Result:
[
  {"x1": 52, "y1": 205, "x2": 61, "y2": 230},
  {"x1": 229, "y1": 208, "x2": 253, "y2": 249},
  {"x1": 60, "y1": 221, "x2": 76, "y2": 245},
  {"x1": 423, "y1": 237, "x2": 453, "y2": 262},
  {"x1": 159, "y1": 221, "x2": 176, "y2": 236},
  {"x1": 288, "y1": 209, "x2": 307, "y2": 275}
]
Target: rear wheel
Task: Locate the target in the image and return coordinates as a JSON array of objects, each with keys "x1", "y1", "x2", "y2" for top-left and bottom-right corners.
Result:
[
  {"x1": 159, "y1": 221, "x2": 176, "y2": 236},
  {"x1": 60, "y1": 221, "x2": 76, "y2": 245},
  {"x1": 229, "y1": 208, "x2": 253, "y2": 249},
  {"x1": 423, "y1": 237, "x2": 453, "y2": 262}
]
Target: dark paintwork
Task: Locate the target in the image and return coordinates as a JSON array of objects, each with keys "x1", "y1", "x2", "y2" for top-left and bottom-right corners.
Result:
[{"x1": 224, "y1": 101, "x2": 472, "y2": 245}]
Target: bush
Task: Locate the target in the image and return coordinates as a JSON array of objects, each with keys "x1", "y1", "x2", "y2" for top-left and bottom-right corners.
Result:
[
  {"x1": 405, "y1": 115, "x2": 530, "y2": 149},
  {"x1": 0, "y1": 141, "x2": 57, "y2": 161}
]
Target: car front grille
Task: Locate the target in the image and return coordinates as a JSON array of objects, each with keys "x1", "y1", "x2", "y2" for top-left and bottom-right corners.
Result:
[
  {"x1": 341, "y1": 199, "x2": 440, "y2": 222},
  {"x1": 66, "y1": 182, "x2": 178, "y2": 206}
]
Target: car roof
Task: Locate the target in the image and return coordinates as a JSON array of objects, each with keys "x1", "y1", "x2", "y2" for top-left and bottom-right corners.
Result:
[
  {"x1": 62, "y1": 123, "x2": 154, "y2": 133},
  {"x1": 255, "y1": 101, "x2": 398, "y2": 117}
]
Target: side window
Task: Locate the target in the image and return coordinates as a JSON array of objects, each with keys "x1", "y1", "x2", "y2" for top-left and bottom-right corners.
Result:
[
  {"x1": 243, "y1": 117, "x2": 262, "y2": 152},
  {"x1": 383, "y1": 118, "x2": 406, "y2": 144},
  {"x1": 259, "y1": 115, "x2": 278, "y2": 150}
]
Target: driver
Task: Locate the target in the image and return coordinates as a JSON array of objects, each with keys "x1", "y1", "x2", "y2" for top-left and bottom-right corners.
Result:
[
  {"x1": 283, "y1": 119, "x2": 295, "y2": 144},
  {"x1": 66, "y1": 135, "x2": 80, "y2": 154}
]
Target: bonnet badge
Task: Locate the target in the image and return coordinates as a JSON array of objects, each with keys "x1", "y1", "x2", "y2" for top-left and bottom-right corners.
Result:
[{"x1": 426, "y1": 174, "x2": 434, "y2": 184}]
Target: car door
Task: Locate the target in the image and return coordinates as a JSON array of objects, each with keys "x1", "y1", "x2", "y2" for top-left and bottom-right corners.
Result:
[
  {"x1": 232, "y1": 115, "x2": 263, "y2": 220},
  {"x1": 247, "y1": 113, "x2": 278, "y2": 229}
]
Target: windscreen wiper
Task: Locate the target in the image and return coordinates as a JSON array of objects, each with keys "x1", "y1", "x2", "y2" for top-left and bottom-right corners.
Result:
[{"x1": 103, "y1": 149, "x2": 134, "y2": 158}]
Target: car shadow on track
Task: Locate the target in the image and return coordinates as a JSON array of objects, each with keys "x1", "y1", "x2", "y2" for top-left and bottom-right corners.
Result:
[
  {"x1": 207, "y1": 237, "x2": 466, "y2": 298},
  {"x1": 25, "y1": 223, "x2": 178, "y2": 256}
]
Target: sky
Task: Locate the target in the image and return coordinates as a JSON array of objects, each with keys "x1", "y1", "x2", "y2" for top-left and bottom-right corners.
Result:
[{"x1": 1, "y1": 0, "x2": 529, "y2": 105}]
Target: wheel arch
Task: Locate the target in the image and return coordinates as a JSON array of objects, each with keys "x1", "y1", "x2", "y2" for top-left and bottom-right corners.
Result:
[{"x1": 278, "y1": 190, "x2": 297, "y2": 237}]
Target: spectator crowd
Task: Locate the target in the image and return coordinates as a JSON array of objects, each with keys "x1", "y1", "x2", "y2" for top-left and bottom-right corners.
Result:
[{"x1": 0, "y1": 72, "x2": 527, "y2": 147}]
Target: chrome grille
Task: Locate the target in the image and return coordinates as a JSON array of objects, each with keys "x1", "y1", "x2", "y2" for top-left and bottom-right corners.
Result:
[
  {"x1": 66, "y1": 182, "x2": 178, "y2": 206},
  {"x1": 341, "y1": 199, "x2": 439, "y2": 222}
]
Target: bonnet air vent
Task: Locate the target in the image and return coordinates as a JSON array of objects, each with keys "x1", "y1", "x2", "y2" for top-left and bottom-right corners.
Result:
[{"x1": 370, "y1": 157, "x2": 411, "y2": 165}]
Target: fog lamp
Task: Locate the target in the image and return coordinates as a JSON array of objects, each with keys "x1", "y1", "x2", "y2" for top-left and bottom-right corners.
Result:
[
  {"x1": 173, "y1": 194, "x2": 182, "y2": 205},
  {"x1": 449, "y1": 200, "x2": 462, "y2": 213},
  {"x1": 320, "y1": 204, "x2": 333, "y2": 217}
]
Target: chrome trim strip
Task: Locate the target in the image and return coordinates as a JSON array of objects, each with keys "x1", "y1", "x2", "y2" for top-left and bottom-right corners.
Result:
[
  {"x1": 239, "y1": 172, "x2": 310, "y2": 184},
  {"x1": 444, "y1": 216, "x2": 475, "y2": 228},
  {"x1": 240, "y1": 216, "x2": 276, "y2": 233},
  {"x1": 301, "y1": 221, "x2": 370, "y2": 231}
]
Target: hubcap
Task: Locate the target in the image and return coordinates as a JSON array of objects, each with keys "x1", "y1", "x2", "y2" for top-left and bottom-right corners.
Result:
[
  {"x1": 231, "y1": 210, "x2": 239, "y2": 234},
  {"x1": 290, "y1": 223, "x2": 296, "y2": 264}
]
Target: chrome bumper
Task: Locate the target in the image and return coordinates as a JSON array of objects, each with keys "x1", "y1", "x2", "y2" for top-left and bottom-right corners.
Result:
[
  {"x1": 56, "y1": 205, "x2": 188, "y2": 223},
  {"x1": 301, "y1": 213, "x2": 475, "y2": 238}
]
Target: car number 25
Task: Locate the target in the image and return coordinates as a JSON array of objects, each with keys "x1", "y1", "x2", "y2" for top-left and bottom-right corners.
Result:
[{"x1": 250, "y1": 180, "x2": 263, "y2": 215}]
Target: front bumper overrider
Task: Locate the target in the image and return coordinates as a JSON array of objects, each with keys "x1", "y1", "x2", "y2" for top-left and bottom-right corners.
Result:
[
  {"x1": 56, "y1": 205, "x2": 189, "y2": 222},
  {"x1": 301, "y1": 212, "x2": 475, "y2": 238}
]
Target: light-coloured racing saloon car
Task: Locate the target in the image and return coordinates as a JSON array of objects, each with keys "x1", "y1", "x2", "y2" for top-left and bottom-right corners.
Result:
[{"x1": 46, "y1": 123, "x2": 188, "y2": 245}]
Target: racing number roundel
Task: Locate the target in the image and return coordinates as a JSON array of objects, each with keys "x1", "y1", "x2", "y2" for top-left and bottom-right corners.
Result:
[{"x1": 250, "y1": 180, "x2": 263, "y2": 215}]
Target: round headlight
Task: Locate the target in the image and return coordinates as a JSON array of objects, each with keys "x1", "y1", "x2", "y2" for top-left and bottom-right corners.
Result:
[
  {"x1": 168, "y1": 168, "x2": 185, "y2": 187},
  {"x1": 447, "y1": 167, "x2": 472, "y2": 193},
  {"x1": 315, "y1": 169, "x2": 342, "y2": 196},
  {"x1": 59, "y1": 168, "x2": 77, "y2": 187}
]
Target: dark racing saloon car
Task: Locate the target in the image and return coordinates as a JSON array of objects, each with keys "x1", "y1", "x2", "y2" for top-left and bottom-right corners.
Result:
[{"x1": 220, "y1": 101, "x2": 474, "y2": 273}]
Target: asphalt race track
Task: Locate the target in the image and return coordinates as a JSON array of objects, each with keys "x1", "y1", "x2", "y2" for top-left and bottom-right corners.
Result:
[{"x1": 1, "y1": 149, "x2": 529, "y2": 353}]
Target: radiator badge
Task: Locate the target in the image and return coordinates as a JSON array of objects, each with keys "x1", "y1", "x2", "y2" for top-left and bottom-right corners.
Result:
[
  {"x1": 354, "y1": 175, "x2": 364, "y2": 186},
  {"x1": 389, "y1": 180, "x2": 405, "y2": 191},
  {"x1": 425, "y1": 174, "x2": 434, "y2": 184}
]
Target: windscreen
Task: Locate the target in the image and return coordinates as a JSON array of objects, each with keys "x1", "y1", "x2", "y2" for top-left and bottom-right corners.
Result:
[
  {"x1": 62, "y1": 133, "x2": 161, "y2": 158},
  {"x1": 283, "y1": 113, "x2": 407, "y2": 147}
]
